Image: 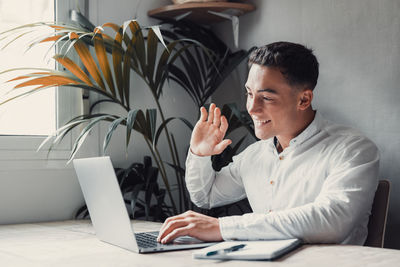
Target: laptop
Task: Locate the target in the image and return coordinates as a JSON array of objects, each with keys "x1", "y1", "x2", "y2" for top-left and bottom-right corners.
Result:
[{"x1": 73, "y1": 156, "x2": 218, "y2": 253}]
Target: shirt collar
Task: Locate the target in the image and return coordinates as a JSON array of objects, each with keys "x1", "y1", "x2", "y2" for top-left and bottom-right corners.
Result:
[
  {"x1": 289, "y1": 111, "x2": 323, "y2": 147},
  {"x1": 266, "y1": 111, "x2": 324, "y2": 151}
]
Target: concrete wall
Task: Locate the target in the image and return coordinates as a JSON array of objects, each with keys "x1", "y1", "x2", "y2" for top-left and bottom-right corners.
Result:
[{"x1": 213, "y1": 0, "x2": 400, "y2": 248}]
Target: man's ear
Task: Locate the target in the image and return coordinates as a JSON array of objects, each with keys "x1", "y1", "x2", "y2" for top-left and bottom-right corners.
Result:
[{"x1": 298, "y1": 89, "x2": 313, "y2": 110}]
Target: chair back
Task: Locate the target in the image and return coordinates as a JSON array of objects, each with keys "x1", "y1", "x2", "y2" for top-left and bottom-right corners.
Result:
[{"x1": 364, "y1": 180, "x2": 390, "y2": 247}]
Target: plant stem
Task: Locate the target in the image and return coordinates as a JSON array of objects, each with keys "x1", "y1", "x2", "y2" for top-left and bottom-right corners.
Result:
[
  {"x1": 143, "y1": 138, "x2": 177, "y2": 214},
  {"x1": 152, "y1": 145, "x2": 176, "y2": 210},
  {"x1": 155, "y1": 98, "x2": 180, "y2": 170},
  {"x1": 170, "y1": 134, "x2": 184, "y2": 213},
  {"x1": 148, "y1": 87, "x2": 183, "y2": 214}
]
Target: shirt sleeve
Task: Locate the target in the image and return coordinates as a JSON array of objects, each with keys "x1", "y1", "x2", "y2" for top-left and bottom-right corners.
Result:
[
  {"x1": 218, "y1": 137, "x2": 380, "y2": 244},
  {"x1": 185, "y1": 149, "x2": 247, "y2": 209}
]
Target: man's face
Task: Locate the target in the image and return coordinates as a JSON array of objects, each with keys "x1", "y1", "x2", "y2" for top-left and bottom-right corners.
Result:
[{"x1": 245, "y1": 64, "x2": 303, "y2": 141}]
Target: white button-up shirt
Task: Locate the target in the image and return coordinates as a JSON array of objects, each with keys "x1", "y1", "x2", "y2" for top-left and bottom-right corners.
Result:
[{"x1": 185, "y1": 112, "x2": 379, "y2": 245}]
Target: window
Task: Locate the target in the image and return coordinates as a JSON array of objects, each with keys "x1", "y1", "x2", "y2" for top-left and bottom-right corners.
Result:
[
  {"x1": 0, "y1": 0, "x2": 56, "y2": 135},
  {"x1": 0, "y1": 0, "x2": 86, "y2": 160}
]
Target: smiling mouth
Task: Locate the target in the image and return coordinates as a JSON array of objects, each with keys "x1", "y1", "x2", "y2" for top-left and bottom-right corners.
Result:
[{"x1": 253, "y1": 119, "x2": 271, "y2": 126}]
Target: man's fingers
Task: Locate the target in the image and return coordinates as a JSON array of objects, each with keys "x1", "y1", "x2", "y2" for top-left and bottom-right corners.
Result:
[
  {"x1": 158, "y1": 215, "x2": 185, "y2": 238},
  {"x1": 161, "y1": 226, "x2": 191, "y2": 244},
  {"x1": 157, "y1": 220, "x2": 188, "y2": 243},
  {"x1": 207, "y1": 103, "x2": 215, "y2": 123},
  {"x1": 214, "y1": 139, "x2": 232, "y2": 154},
  {"x1": 199, "y1": 107, "x2": 207, "y2": 122},
  {"x1": 213, "y1": 107, "x2": 221, "y2": 126},
  {"x1": 220, "y1": 115, "x2": 229, "y2": 134},
  {"x1": 158, "y1": 210, "x2": 194, "y2": 241}
]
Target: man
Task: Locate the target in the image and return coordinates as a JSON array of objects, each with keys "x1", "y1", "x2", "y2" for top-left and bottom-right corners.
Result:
[{"x1": 157, "y1": 42, "x2": 379, "y2": 245}]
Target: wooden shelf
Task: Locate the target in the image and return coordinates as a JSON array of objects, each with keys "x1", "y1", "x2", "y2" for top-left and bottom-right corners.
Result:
[{"x1": 148, "y1": 2, "x2": 256, "y2": 24}]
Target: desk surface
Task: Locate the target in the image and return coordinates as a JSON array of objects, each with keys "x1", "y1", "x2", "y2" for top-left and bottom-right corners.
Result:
[{"x1": 0, "y1": 220, "x2": 399, "y2": 267}]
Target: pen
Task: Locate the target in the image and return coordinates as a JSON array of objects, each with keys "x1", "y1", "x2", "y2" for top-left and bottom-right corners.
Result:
[{"x1": 206, "y1": 244, "x2": 246, "y2": 256}]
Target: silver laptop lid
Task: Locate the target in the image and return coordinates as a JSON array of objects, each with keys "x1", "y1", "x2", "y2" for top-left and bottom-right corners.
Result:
[{"x1": 73, "y1": 156, "x2": 139, "y2": 252}]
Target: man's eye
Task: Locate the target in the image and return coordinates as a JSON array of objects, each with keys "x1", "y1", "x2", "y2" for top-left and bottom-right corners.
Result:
[{"x1": 263, "y1": 97, "x2": 272, "y2": 101}]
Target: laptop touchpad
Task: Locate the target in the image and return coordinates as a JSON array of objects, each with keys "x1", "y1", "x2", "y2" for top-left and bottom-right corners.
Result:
[{"x1": 173, "y1": 235, "x2": 203, "y2": 244}]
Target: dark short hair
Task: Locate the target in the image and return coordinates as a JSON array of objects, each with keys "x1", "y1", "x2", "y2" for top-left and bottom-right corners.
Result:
[{"x1": 248, "y1": 42, "x2": 319, "y2": 90}]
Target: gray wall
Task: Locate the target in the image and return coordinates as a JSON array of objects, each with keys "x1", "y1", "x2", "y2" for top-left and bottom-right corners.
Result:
[{"x1": 213, "y1": 0, "x2": 400, "y2": 248}]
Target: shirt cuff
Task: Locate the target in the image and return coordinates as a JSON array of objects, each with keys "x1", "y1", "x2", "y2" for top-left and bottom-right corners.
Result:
[
  {"x1": 187, "y1": 148, "x2": 210, "y2": 159},
  {"x1": 186, "y1": 148, "x2": 212, "y2": 170},
  {"x1": 218, "y1": 216, "x2": 240, "y2": 240},
  {"x1": 218, "y1": 213, "x2": 290, "y2": 241}
]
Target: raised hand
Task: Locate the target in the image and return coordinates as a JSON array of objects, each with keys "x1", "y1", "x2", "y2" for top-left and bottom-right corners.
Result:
[{"x1": 190, "y1": 103, "x2": 232, "y2": 156}]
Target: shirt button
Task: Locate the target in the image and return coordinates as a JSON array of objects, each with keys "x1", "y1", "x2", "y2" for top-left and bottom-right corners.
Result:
[
  {"x1": 270, "y1": 180, "x2": 275, "y2": 185},
  {"x1": 269, "y1": 209, "x2": 272, "y2": 212},
  {"x1": 279, "y1": 155, "x2": 284, "y2": 160}
]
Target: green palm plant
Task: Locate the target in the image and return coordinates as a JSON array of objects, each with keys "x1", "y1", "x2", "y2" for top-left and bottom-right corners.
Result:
[
  {"x1": 0, "y1": 11, "x2": 256, "y2": 217},
  {"x1": 63, "y1": 12, "x2": 257, "y2": 214},
  {"x1": 0, "y1": 13, "x2": 203, "y2": 215}
]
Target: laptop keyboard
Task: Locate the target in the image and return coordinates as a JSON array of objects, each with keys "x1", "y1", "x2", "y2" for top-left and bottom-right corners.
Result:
[{"x1": 135, "y1": 231, "x2": 160, "y2": 248}]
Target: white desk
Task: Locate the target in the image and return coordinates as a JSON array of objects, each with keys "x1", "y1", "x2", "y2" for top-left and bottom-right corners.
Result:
[{"x1": 0, "y1": 220, "x2": 399, "y2": 266}]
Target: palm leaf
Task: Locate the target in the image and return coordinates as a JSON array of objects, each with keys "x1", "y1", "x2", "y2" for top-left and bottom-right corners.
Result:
[
  {"x1": 13, "y1": 75, "x2": 79, "y2": 88},
  {"x1": 103, "y1": 22, "x2": 131, "y2": 47},
  {"x1": 68, "y1": 114, "x2": 117, "y2": 162},
  {"x1": 110, "y1": 25, "x2": 124, "y2": 104},
  {"x1": 0, "y1": 77, "x2": 76, "y2": 106},
  {"x1": 42, "y1": 34, "x2": 70, "y2": 60},
  {"x1": 6, "y1": 71, "x2": 73, "y2": 82},
  {"x1": 0, "y1": 30, "x2": 36, "y2": 50},
  {"x1": 54, "y1": 55, "x2": 94, "y2": 86},
  {"x1": 38, "y1": 113, "x2": 111, "y2": 155},
  {"x1": 94, "y1": 33, "x2": 116, "y2": 97},
  {"x1": 146, "y1": 28, "x2": 158, "y2": 85},
  {"x1": 68, "y1": 32, "x2": 106, "y2": 91},
  {"x1": 128, "y1": 21, "x2": 146, "y2": 75},
  {"x1": 156, "y1": 42, "x2": 195, "y2": 98},
  {"x1": 3, "y1": 74, "x2": 116, "y2": 107},
  {"x1": 39, "y1": 34, "x2": 64, "y2": 43},
  {"x1": 123, "y1": 38, "x2": 132, "y2": 108},
  {"x1": 150, "y1": 25, "x2": 168, "y2": 50},
  {"x1": 145, "y1": 109, "x2": 157, "y2": 142},
  {"x1": 103, "y1": 117, "x2": 126, "y2": 154},
  {"x1": 60, "y1": 32, "x2": 95, "y2": 57},
  {"x1": 182, "y1": 44, "x2": 204, "y2": 92},
  {"x1": 37, "y1": 120, "x2": 83, "y2": 152},
  {"x1": 154, "y1": 40, "x2": 179, "y2": 90},
  {"x1": 6, "y1": 73, "x2": 124, "y2": 113},
  {"x1": 126, "y1": 109, "x2": 141, "y2": 147},
  {"x1": 67, "y1": 84, "x2": 126, "y2": 109},
  {"x1": 89, "y1": 99, "x2": 116, "y2": 114},
  {"x1": 193, "y1": 45, "x2": 207, "y2": 84}
]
